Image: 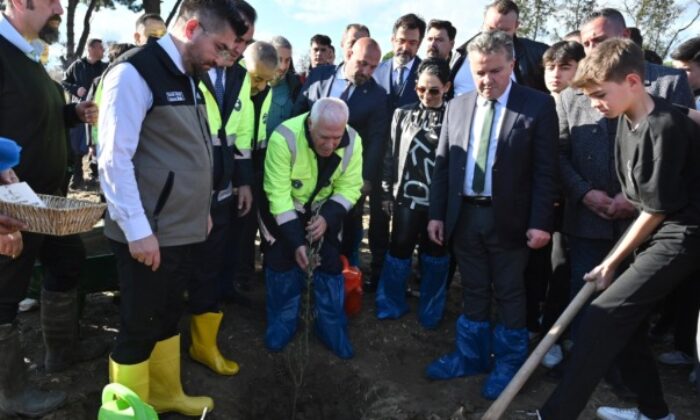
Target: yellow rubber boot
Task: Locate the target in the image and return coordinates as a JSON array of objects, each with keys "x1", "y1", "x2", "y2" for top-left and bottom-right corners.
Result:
[
  {"x1": 108, "y1": 356, "x2": 150, "y2": 402},
  {"x1": 148, "y1": 335, "x2": 214, "y2": 416},
  {"x1": 189, "y1": 312, "x2": 240, "y2": 376}
]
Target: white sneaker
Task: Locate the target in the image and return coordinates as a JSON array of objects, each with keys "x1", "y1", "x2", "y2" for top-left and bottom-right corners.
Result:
[
  {"x1": 657, "y1": 350, "x2": 694, "y2": 366},
  {"x1": 541, "y1": 344, "x2": 563, "y2": 368},
  {"x1": 596, "y1": 406, "x2": 675, "y2": 420},
  {"x1": 18, "y1": 298, "x2": 39, "y2": 313}
]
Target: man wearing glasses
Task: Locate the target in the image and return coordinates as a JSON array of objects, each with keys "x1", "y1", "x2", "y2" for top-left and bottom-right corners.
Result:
[{"x1": 97, "y1": 0, "x2": 249, "y2": 414}]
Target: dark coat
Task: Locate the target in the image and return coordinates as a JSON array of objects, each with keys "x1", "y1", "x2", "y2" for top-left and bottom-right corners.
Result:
[
  {"x1": 373, "y1": 57, "x2": 422, "y2": 114},
  {"x1": 429, "y1": 82, "x2": 559, "y2": 248}
]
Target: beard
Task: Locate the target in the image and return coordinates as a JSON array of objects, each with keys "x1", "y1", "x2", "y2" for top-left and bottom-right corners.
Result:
[{"x1": 39, "y1": 14, "x2": 61, "y2": 44}]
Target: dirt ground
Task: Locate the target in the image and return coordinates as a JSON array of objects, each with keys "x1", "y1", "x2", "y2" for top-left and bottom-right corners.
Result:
[
  {"x1": 6, "y1": 185, "x2": 700, "y2": 419},
  {"x1": 7, "y1": 252, "x2": 700, "y2": 420}
]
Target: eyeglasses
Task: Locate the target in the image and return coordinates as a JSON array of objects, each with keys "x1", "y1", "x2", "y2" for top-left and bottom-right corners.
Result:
[
  {"x1": 199, "y1": 22, "x2": 233, "y2": 61},
  {"x1": 416, "y1": 86, "x2": 442, "y2": 96}
]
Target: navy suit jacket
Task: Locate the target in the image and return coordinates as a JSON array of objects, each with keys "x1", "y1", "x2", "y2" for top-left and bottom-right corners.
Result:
[
  {"x1": 429, "y1": 83, "x2": 559, "y2": 248},
  {"x1": 373, "y1": 57, "x2": 422, "y2": 114},
  {"x1": 292, "y1": 64, "x2": 389, "y2": 182}
]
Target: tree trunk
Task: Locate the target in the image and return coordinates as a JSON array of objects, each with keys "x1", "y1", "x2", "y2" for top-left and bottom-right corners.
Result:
[
  {"x1": 75, "y1": 0, "x2": 99, "y2": 60},
  {"x1": 142, "y1": 0, "x2": 161, "y2": 15},
  {"x1": 64, "y1": 0, "x2": 79, "y2": 68}
]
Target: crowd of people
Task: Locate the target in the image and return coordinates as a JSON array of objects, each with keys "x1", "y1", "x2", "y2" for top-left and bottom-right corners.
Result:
[{"x1": 1, "y1": 0, "x2": 699, "y2": 418}]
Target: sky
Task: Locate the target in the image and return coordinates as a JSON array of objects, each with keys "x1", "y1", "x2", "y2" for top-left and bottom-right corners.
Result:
[{"x1": 51, "y1": 0, "x2": 700, "y2": 68}]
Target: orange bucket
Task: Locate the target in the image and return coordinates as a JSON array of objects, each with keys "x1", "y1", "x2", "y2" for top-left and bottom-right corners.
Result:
[{"x1": 340, "y1": 255, "x2": 363, "y2": 316}]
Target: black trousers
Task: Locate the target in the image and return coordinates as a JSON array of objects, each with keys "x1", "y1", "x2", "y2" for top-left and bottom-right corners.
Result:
[
  {"x1": 341, "y1": 188, "x2": 390, "y2": 277},
  {"x1": 541, "y1": 232, "x2": 571, "y2": 333},
  {"x1": 389, "y1": 205, "x2": 445, "y2": 259},
  {"x1": 187, "y1": 201, "x2": 232, "y2": 315},
  {"x1": 110, "y1": 240, "x2": 196, "y2": 364},
  {"x1": 0, "y1": 232, "x2": 84, "y2": 323},
  {"x1": 232, "y1": 170, "x2": 264, "y2": 284},
  {"x1": 541, "y1": 227, "x2": 700, "y2": 419},
  {"x1": 452, "y1": 203, "x2": 530, "y2": 329}
]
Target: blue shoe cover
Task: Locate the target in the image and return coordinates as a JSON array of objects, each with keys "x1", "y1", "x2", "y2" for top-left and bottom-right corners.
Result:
[
  {"x1": 313, "y1": 271, "x2": 354, "y2": 359},
  {"x1": 481, "y1": 325, "x2": 528, "y2": 400},
  {"x1": 375, "y1": 254, "x2": 411, "y2": 320},
  {"x1": 425, "y1": 315, "x2": 491, "y2": 379},
  {"x1": 418, "y1": 254, "x2": 450, "y2": 329},
  {"x1": 264, "y1": 267, "x2": 304, "y2": 351}
]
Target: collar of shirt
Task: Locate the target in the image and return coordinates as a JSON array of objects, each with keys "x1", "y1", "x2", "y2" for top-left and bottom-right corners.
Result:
[
  {"x1": 476, "y1": 80, "x2": 513, "y2": 108},
  {"x1": 0, "y1": 13, "x2": 37, "y2": 61},
  {"x1": 157, "y1": 33, "x2": 187, "y2": 75},
  {"x1": 393, "y1": 57, "x2": 415, "y2": 73}
]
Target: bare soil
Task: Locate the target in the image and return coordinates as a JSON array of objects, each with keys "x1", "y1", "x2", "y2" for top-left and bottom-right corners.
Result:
[{"x1": 5, "y1": 187, "x2": 699, "y2": 419}]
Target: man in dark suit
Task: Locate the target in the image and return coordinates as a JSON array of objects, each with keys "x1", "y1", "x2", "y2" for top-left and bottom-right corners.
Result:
[
  {"x1": 450, "y1": 0, "x2": 549, "y2": 98},
  {"x1": 425, "y1": 30, "x2": 558, "y2": 401},
  {"x1": 293, "y1": 37, "x2": 389, "y2": 270},
  {"x1": 365, "y1": 13, "x2": 425, "y2": 289}
]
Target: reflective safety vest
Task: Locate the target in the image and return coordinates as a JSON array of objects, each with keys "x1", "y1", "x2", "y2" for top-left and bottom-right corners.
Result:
[
  {"x1": 253, "y1": 87, "x2": 273, "y2": 152},
  {"x1": 199, "y1": 63, "x2": 253, "y2": 160},
  {"x1": 263, "y1": 113, "x2": 363, "y2": 227}
]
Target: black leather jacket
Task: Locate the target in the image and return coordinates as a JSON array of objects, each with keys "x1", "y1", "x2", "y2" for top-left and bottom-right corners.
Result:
[{"x1": 449, "y1": 34, "x2": 549, "y2": 98}]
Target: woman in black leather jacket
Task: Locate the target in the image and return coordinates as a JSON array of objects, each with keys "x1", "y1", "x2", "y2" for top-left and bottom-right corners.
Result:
[{"x1": 375, "y1": 57, "x2": 451, "y2": 329}]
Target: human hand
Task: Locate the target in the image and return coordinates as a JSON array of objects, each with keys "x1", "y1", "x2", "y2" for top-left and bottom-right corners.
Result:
[
  {"x1": 583, "y1": 262, "x2": 616, "y2": 291},
  {"x1": 0, "y1": 231, "x2": 23, "y2": 259},
  {"x1": 128, "y1": 234, "x2": 161, "y2": 271},
  {"x1": 427, "y1": 220, "x2": 444, "y2": 246},
  {"x1": 526, "y1": 228, "x2": 551, "y2": 249},
  {"x1": 237, "y1": 185, "x2": 253, "y2": 216},
  {"x1": 77, "y1": 87, "x2": 87, "y2": 98},
  {"x1": 583, "y1": 189, "x2": 614, "y2": 220},
  {"x1": 0, "y1": 169, "x2": 19, "y2": 185},
  {"x1": 295, "y1": 245, "x2": 309, "y2": 270},
  {"x1": 606, "y1": 193, "x2": 637, "y2": 220},
  {"x1": 306, "y1": 215, "x2": 327, "y2": 242},
  {"x1": 76, "y1": 101, "x2": 98, "y2": 124},
  {"x1": 0, "y1": 214, "x2": 26, "y2": 234}
]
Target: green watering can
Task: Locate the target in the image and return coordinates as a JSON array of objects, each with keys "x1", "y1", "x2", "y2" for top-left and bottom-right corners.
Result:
[{"x1": 97, "y1": 383, "x2": 158, "y2": 420}]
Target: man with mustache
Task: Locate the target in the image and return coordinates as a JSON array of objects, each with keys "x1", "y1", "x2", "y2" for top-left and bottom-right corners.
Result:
[
  {"x1": 96, "y1": 0, "x2": 248, "y2": 415},
  {"x1": 0, "y1": 0, "x2": 101, "y2": 416},
  {"x1": 425, "y1": 19, "x2": 456, "y2": 62}
]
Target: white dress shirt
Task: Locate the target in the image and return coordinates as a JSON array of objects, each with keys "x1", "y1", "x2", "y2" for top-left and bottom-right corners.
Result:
[
  {"x1": 463, "y1": 81, "x2": 512, "y2": 197},
  {"x1": 328, "y1": 64, "x2": 354, "y2": 100},
  {"x1": 0, "y1": 14, "x2": 37, "y2": 61},
  {"x1": 207, "y1": 67, "x2": 226, "y2": 90},
  {"x1": 97, "y1": 34, "x2": 191, "y2": 242}
]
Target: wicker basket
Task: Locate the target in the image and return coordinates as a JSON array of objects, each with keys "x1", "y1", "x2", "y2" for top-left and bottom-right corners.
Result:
[{"x1": 0, "y1": 194, "x2": 106, "y2": 236}]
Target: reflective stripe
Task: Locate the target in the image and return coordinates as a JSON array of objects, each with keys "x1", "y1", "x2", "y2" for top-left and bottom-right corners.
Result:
[
  {"x1": 258, "y1": 214, "x2": 276, "y2": 245},
  {"x1": 341, "y1": 128, "x2": 357, "y2": 172},
  {"x1": 211, "y1": 135, "x2": 222, "y2": 146},
  {"x1": 330, "y1": 194, "x2": 353, "y2": 211},
  {"x1": 257, "y1": 139, "x2": 268, "y2": 150},
  {"x1": 275, "y1": 124, "x2": 297, "y2": 165},
  {"x1": 275, "y1": 210, "x2": 298, "y2": 225},
  {"x1": 235, "y1": 149, "x2": 252, "y2": 159},
  {"x1": 292, "y1": 200, "x2": 305, "y2": 213},
  {"x1": 226, "y1": 134, "x2": 237, "y2": 147}
]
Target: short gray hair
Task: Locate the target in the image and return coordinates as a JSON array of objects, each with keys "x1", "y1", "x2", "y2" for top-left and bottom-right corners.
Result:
[
  {"x1": 309, "y1": 98, "x2": 349, "y2": 127},
  {"x1": 243, "y1": 41, "x2": 279, "y2": 71},
  {"x1": 269, "y1": 35, "x2": 292, "y2": 51},
  {"x1": 467, "y1": 30, "x2": 514, "y2": 61}
]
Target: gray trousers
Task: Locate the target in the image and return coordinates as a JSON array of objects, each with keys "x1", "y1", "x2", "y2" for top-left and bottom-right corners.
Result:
[{"x1": 452, "y1": 202, "x2": 530, "y2": 329}]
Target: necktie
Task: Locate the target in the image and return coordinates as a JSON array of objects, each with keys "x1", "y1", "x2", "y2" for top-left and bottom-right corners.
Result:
[
  {"x1": 472, "y1": 99, "x2": 496, "y2": 194},
  {"x1": 339, "y1": 81, "x2": 353, "y2": 102},
  {"x1": 394, "y1": 65, "x2": 405, "y2": 94},
  {"x1": 214, "y1": 67, "x2": 225, "y2": 111}
]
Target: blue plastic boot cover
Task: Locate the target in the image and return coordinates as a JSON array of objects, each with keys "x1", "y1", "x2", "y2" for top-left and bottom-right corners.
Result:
[
  {"x1": 0, "y1": 137, "x2": 21, "y2": 171},
  {"x1": 264, "y1": 267, "x2": 304, "y2": 351},
  {"x1": 375, "y1": 254, "x2": 412, "y2": 320},
  {"x1": 418, "y1": 254, "x2": 450, "y2": 329},
  {"x1": 313, "y1": 270, "x2": 354, "y2": 359},
  {"x1": 425, "y1": 315, "x2": 491, "y2": 379},
  {"x1": 482, "y1": 324, "x2": 528, "y2": 400}
]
